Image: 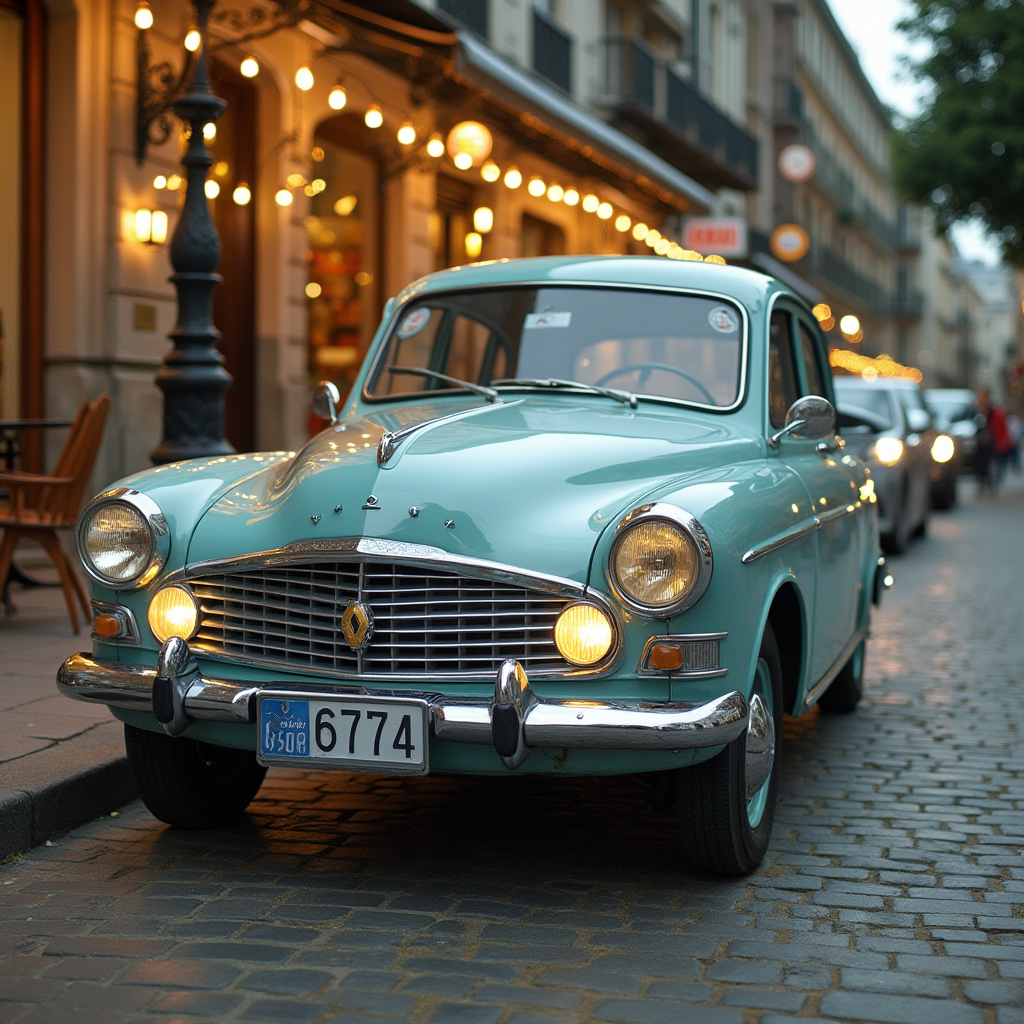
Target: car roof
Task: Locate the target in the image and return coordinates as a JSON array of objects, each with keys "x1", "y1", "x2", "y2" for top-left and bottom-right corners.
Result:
[{"x1": 396, "y1": 255, "x2": 790, "y2": 311}]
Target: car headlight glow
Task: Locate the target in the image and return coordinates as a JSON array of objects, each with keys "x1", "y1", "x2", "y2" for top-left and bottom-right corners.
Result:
[
  {"x1": 554, "y1": 603, "x2": 614, "y2": 666},
  {"x1": 77, "y1": 490, "x2": 169, "y2": 588},
  {"x1": 609, "y1": 504, "x2": 712, "y2": 616},
  {"x1": 931, "y1": 434, "x2": 955, "y2": 464},
  {"x1": 148, "y1": 585, "x2": 200, "y2": 643},
  {"x1": 873, "y1": 437, "x2": 904, "y2": 466}
]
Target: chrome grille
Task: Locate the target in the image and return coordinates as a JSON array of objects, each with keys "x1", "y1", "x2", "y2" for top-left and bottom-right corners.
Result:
[{"x1": 190, "y1": 561, "x2": 574, "y2": 677}]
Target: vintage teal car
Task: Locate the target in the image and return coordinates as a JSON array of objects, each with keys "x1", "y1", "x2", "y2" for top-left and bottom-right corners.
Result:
[{"x1": 59, "y1": 255, "x2": 887, "y2": 875}]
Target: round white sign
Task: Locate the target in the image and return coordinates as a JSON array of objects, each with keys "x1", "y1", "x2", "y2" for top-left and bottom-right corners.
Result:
[{"x1": 778, "y1": 144, "x2": 817, "y2": 184}]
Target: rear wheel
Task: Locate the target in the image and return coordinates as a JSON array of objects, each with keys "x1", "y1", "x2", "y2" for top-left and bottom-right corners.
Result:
[
  {"x1": 124, "y1": 724, "x2": 267, "y2": 829},
  {"x1": 675, "y1": 623, "x2": 782, "y2": 875},
  {"x1": 817, "y1": 639, "x2": 865, "y2": 714}
]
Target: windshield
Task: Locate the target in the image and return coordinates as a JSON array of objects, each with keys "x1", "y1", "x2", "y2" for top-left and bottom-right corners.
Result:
[
  {"x1": 833, "y1": 382, "x2": 896, "y2": 430},
  {"x1": 926, "y1": 396, "x2": 973, "y2": 422},
  {"x1": 365, "y1": 286, "x2": 745, "y2": 409}
]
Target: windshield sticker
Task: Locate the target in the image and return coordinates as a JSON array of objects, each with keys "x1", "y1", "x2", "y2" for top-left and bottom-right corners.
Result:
[
  {"x1": 524, "y1": 311, "x2": 572, "y2": 329},
  {"x1": 708, "y1": 306, "x2": 739, "y2": 333},
  {"x1": 397, "y1": 307, "x2": 431, "y2": 338}
]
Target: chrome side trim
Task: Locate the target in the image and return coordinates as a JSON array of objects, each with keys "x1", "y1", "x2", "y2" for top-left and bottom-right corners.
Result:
[
  {"x1": 817, "y1": 502, "x2": 860, "y2": 525},
  {"x1": 376, "y1": 402, "x2": 513, "y2": 467},
  {"x1": 803, "y1": 628, "x2": 868, "y2": 708},
  {"x1": 637, "y1": 632, "x2": 728, "y2": 677},
  {"x1": 608, "y1": 503, "x2": 713, "y2": 618},
  {"x1": 58, "y1": 653, "x2": 748, "y2": 752},
  {"x1": 741, "y1": 518, "x2": 820, "y2": 564}
]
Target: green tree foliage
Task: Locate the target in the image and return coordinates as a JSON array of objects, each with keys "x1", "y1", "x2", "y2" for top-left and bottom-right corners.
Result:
[{"x1": 894, "y1": 0, "x2": 1024, "y2": 262}]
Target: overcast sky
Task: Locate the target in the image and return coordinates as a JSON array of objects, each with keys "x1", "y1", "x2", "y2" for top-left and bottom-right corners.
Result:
[{"x1": 826, "y1": 0, "x2": 1000, "y2": 265}]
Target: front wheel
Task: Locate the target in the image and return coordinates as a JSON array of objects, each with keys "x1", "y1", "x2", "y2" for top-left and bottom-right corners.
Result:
[
  {"x1": 675, "y1": 622, "x2": 783, "y2": 875},
  {"x1": 124, "y1": 724, "x2": 267, "y2": 829}
]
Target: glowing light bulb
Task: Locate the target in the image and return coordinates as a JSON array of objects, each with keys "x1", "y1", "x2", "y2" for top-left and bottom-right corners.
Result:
[
  {"x1": 305, "y1": 282, "x2": 322, "y2": 299},
  {"x1": 654, "y1": 237, "x2": 671, "y2": 254},
  {"x1": 563, "y1": 188, "x2": 579, "y2": 206},
  {"x1": 275, "y1": 189, "x2": 293, "y2": 207},
  {"x1": 481, "y1": 161, "x2": 501, "y2": 182},
  {"x1": 202, "y1": 122, "x2": 216, "y2": 141},
  {"x1": 329, "y1": 84, "x2": 347, "y2": 110},
  {"x1": 547, "y1": 183, "x2": 564, "y2": 202},
  {"x1": 464, "y1": 231, "x2": 483, "y2": 258},
  {"x1": 134, "y1": 3, "x2": 153, "y2": 31},
  {"x1": 597, "y1": 202, "x2": 613, "y2": 220},
  {"x1": 364, "y1": 104, "x2": 383, "y2": 129},
  {"x1": 295, "y1": 66, "x2": 314, "y2": 91},
  {"x1": 527, "y1": 176, "x2": 546, "y2": 197},
  {"x1": 614, "y1": 214, "x2": 631, "y2": 232},
  {"x1": 581, "y1": 193, "x2": 599, "y2": 213},
  {"x1": 153, "y1": 175, "x2": 167, "y2": 189},
  {"x1": 240, "y1": 55, "x2": 259, "y2": 78},
  {"x1": 426, "y1": 133, "x2": 444, "y2": 158},
  {"x1": 397, "y1": 122, "x2": 416, "y2": 146},
  {"x1": 473, "y1": 206, "x2": 494, "y2": 233},
  {"x1": 632, "y1": 222, "x2": 649, "y2": 241},
  {"x1": 232, "y1": 183, "x2": 252, "y2": 205},
  {"x1": 503, "y1": 167, "x2": 522, "y2": 189},
  {"x1": 840, "y1": 314, "x2": 861, "y2": 336},
  {"x1": 453, "y1": 152, "x2": 473, "y2": 170},
  {"x1": 166, "y1": 174, "x2": 182, "y2": 191},
  {"x1": 204, "y1": 179, "x2": 220, "y2": 199},
  {"x1": 184, "y1": 29, "x2": 201, "y2": 52}
]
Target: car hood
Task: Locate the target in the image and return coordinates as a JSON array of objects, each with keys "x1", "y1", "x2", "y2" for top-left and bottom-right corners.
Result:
[{"x1": 185, "y1": 398, "x2": 762, "y2": 585}]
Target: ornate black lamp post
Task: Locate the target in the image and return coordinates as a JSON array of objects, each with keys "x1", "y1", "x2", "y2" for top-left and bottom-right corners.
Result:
[{"x1": 149, "y1": 0, "x2": 235, "y2": 465}]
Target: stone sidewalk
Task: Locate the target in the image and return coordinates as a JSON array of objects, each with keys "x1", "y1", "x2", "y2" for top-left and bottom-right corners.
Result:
[{"x1": 0, "y1": 552, "x2": 136, "y2": 860}]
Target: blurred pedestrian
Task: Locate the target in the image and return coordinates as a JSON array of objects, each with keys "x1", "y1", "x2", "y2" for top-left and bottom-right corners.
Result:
[
  {"x1": 973, "y1": 389, "x2": 1013, "y2": 492},
  {"x1": 1006, "y1": 413, "x2": 1022, "y2": 473}
]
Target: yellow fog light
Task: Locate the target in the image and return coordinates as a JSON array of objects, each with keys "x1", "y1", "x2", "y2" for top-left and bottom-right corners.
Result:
[
  {"x1": 931, "y1": 434, "x2": 955, "y2": 464},
  {"x1": 874, "y1": 437, "x2": 904, "y2": 466},
  {"x1": 148, "y1": 585, "x2": 200, "y2": 643},
  {"x1": 554, "y1": 603, "x2": 614, "y2": 667}
]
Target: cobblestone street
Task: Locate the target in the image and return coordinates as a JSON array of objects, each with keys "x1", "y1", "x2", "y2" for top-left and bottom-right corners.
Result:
[{"x1": 1, "y1": 483, "x2": 1022, "y2": 1024}]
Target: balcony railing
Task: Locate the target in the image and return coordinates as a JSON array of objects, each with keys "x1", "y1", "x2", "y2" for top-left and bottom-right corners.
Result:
[
  {"x1": 773, "y1": 76, "x2": 804, "y2": 125},
  {"x1": 599, "y1": 38, "x2": 758, "y2": 189},
  {"x1": 808, "y1": 246, "x2": 890, "y2": 314},
  {"x1": 533, "y1": 10, "x2": 572, "y2": 94},
  {"x1": 438, "y1": 0, "x2": 488, "y2": 38}
]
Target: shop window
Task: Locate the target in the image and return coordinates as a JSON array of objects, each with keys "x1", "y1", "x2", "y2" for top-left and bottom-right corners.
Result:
[
  {"x1": 306, "y1": 116, "x2": 380, "y2": 416},
  {"x1": 209, "y1": 62, "x2": 256, "y2": 452},
  {"x1": 433, "y1": 173, "x2": 475, "y2": 270},
  {"x1": 522, "y1": 213, "x2": 564, "y2": 257}
]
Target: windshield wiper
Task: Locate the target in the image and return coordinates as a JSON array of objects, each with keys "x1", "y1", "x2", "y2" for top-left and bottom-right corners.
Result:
[
  {"x1": 386, "y1": 367, "x2": 500, "y2": 403},
  {"x1": 492, "y1": 377, "x2": 638, "y2": 408}
]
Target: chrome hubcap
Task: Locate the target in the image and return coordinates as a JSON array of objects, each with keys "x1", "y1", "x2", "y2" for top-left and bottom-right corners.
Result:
[{"x1": 744, "y1": 691, "x2": 775, "y2": 801}]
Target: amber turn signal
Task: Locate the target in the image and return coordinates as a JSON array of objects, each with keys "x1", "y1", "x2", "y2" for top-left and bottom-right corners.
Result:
[
  {"x1": 93, "y1": 614, "x2": 122, "y2": 638},
  {"x1": 648, "y1": 643, "x2": 684, "y2": 671}
]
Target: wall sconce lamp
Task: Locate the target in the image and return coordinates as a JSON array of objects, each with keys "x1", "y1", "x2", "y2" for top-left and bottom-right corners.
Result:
[{"x1": 134, "y1": 208, "x2": 169, "y2": 245}]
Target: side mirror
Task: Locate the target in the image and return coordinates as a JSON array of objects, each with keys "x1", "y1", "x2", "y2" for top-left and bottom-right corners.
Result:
[
  {"x1": 770, "y1": 395, "x2": 836, "y2": 447},
  {"x1": 312, "y1": 380, "x2": 341, "y2": 425}
]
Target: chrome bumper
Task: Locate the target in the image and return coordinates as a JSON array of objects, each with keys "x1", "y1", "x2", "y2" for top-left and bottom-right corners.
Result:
[{"x1": 58, "y1": 647, "x2": 748, "y2": 766}]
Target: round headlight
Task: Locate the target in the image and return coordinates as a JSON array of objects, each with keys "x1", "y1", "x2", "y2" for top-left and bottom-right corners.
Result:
[
  {"x1": 874, "y1": 437, "x2": 904, "y2": 465},
  {"x1": 149, "y1": 585, "x2": 200, "y2": 643},
  {"x1": 610, "y1": 505, "x2": 712, "y2": 616},
  {"x1": 554, "y1": 603, "x2": 614, "y2": 666},
  {"x1": 80, "y1": 502, "x2": 153, "y2": 584},
  {"x1": 77, "y1": 490, "x2": 169, "y2": 588},
  {"x1": 931, "y1": 434, "x2": 955, "y2": 464}
]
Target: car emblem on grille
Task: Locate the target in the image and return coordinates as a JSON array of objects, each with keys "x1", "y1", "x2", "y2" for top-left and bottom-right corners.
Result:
[{"x1": 340, "y1": 601, "x2": 374, "y2": 650}]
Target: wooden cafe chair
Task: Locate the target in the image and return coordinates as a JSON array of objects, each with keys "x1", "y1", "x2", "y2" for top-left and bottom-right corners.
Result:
[{"x1": 0, "y1": 394, "x2": 111, "y2": 633}]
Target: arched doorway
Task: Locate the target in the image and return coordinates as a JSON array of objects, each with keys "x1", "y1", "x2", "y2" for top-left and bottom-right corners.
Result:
[{"x1": 305, "y1": 113, "x2": 381, "y2": 426}]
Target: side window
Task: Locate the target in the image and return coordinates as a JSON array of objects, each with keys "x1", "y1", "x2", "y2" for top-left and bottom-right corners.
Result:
[
  {"x1": 768, "y1": 310, "x2": 800, "y2": 429},
  {"x1": 797, "y1": 320, "x2": 829, "y2": 399}
]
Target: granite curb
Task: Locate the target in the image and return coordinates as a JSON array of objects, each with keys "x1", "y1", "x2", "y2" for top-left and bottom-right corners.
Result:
[{"x1": 0, "y1": 719, "x2": 137, "y2": 860}]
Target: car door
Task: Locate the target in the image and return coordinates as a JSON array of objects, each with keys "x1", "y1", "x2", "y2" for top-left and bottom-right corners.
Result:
[
  {"x1": 894, "y1": 386, "x2": 935, "y2": 526},
  {"x1": 770, "y1": 303, "x2": 864, "y2": 685}
]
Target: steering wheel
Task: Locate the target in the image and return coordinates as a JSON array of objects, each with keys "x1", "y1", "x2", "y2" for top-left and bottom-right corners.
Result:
[{"x1": 594, "y1": 363, "x2": 717, "y2": 404}]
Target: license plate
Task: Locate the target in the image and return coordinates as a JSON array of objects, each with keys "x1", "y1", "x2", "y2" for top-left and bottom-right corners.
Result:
[{"x1": 257, "y1": 693, "x2": 429, "y2": 775}]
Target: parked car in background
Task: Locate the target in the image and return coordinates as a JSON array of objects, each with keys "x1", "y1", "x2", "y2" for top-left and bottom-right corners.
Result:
[
  {"x1": 925, "y1": 388, "x2": 977, "y2": 474},
  {"x1": 834, "y1": 376, "x2": 936, "y2": 551},
  {"x1": 59, "y1": 256, "x2": 887, "y2": 876}
]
